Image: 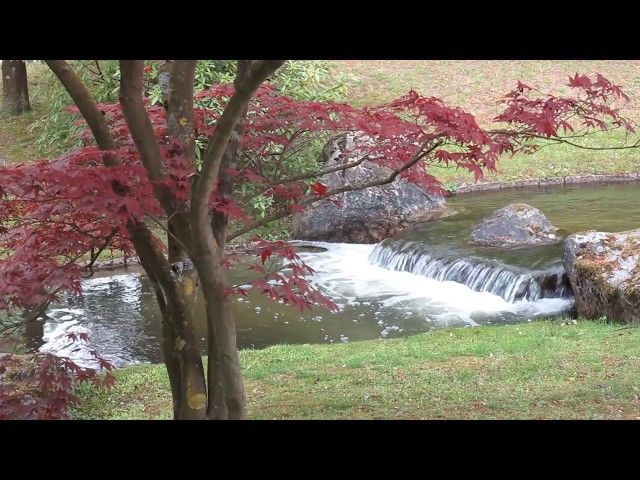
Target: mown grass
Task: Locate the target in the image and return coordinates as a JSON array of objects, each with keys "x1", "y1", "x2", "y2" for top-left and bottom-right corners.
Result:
[
  {"x1": 432, "y1": 130, "x2": 640, "y2": 186},
  {"x1": 73, "y1": 318, "x2": 640, "y2": 420},
  {"x1": 337, "y1": 60, "x2": 640, "y2": 122}
]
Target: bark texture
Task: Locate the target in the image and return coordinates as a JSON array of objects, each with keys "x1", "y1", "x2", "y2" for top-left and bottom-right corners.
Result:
[
  {"x1": 47, "y1": 59, "x2": 286, "y2": 419},
  {"x1": 2, "y1": 60, "x2": 31, "y2": 115}
]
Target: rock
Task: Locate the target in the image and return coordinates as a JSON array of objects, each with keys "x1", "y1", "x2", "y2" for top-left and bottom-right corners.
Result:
[
  {"x1": 292, "y1": 133, "x2": 450, "y2": 244},
  {"x1": 562, "y1": 229, "x2": 640, "y2": 323},
  {"x1": 469, "y1": 203, "x2": 561, "y2": 247}
]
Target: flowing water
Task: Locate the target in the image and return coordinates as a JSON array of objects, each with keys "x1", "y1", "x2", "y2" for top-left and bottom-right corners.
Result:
[{"x1": 37, "y1": 182, "x2": 640, "y2": 367}]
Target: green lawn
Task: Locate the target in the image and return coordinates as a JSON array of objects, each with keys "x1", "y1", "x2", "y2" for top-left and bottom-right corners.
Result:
[
  {"x1": 335, "y1": 60, "x2": 640, "y2": 187},
  {"x1": 74, "y1": 318, "x2": 640, "y2": 420}
]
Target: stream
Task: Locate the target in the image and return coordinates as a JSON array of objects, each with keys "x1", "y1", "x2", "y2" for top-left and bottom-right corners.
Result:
[{"x1": 35, "y1": 182, "x2": 640, "y2": 367}]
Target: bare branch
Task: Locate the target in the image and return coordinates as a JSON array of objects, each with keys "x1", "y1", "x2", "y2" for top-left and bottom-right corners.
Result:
[
  {"x1": 228, "y1": 141, "x2": 442, "y2": 240},
  {"x1": 145, "y1": 212, "x2": 193, "y2": 257},
  {"x1": 45, "y1": 60, "x2": 118, "y2": 163}
]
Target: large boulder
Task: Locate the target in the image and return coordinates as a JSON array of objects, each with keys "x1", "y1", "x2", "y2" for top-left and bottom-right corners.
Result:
[
  {"x1": 469, "y1": 203, "x2": 561, "y2": 247},
  {"x1": 562, "y1": 230, "x2": 640, "y2": 323},
  {"x1": 292, "y1": 134, "x2": 449, "y2": 244}
]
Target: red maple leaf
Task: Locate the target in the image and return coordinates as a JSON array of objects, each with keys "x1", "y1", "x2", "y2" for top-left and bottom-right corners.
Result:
[
  {"x1": 261, "y1": 248, "x2": 272, "y2": 265},
  {"x1": 310, "y1": 182, "x2": 328, "y2": 196}
]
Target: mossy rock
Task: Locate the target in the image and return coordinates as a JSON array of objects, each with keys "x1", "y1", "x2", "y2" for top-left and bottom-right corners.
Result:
[{"x1": 563, "y1": 229, "x2": 640, "y2": 323}]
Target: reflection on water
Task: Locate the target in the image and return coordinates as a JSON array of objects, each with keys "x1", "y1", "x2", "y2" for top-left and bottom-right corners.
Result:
[{"x1": 38, "y1": 183, "x2": 640, "y2": 368}]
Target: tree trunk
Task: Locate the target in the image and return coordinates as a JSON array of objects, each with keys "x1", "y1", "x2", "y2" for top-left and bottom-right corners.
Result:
[
  {"x1": 119, "y1": 60, "x2": 207, "y2": 420},
  {"x1": 189, "y1": 60, "x2": 285, "y2": 419},
  {"x1": 46, "y1": 59, "x2": 285, "y2": 419},
  {"x1": 207, "y1": 60, "x2": 252, "y2": 419},
  {"x1": 21, "y1": 301, "x2": 47, "y2": 352},
  {"x1": 127, "y1": 221, "x2": 207, "y2": 420},
  {"x1": 46, "y1": 60, "x2": 207, "y2": 419},
  {"x1": 164, "y1": 60, "x2": 202, "y2": 419},
  {"x1": 2, "y1": 60, "x2": 31, "y2": 115}
]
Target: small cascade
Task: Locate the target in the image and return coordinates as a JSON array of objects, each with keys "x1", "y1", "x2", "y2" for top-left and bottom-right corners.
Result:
[{"x1": 368, "y1": 241, "x2": 573, "y2": 302}]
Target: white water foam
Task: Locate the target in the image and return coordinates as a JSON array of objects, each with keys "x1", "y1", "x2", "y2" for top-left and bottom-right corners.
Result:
[{"x1": 295, "y1": 241, "x2": 573, "y2": 327}]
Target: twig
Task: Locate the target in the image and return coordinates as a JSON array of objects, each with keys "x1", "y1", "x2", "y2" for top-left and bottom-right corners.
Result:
[
  {"x1": 228, "y1": 140, "x2": 442, "y2": 240},
  {"x1": 144, "y1": 211, "x2": 193, "y2": 257},
  {"x1": 83, "y1": 228, "x2": 120, "y2": 278}
]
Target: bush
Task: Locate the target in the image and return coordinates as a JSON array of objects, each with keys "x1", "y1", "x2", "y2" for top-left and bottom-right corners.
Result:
[
  {"x1": 29, "y1": 60, "x2": 354, "y2": 158},
  {"x1": 28, "y1": 61, "x2": 123, "y2": 155}
]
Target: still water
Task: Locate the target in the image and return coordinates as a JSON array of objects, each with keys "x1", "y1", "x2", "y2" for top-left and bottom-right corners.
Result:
[{"x1": 38, "y1": 183, "x2": 640, "y2": 367}]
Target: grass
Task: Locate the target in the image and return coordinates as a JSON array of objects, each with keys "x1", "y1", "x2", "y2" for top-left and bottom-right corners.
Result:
[
  {"x1": 432, "y1": 130, "x2": 640, "y2": 186},
  {"x1": 73, "y1": 318, "x2": 640, "y2": 420},
  {"x1": 336, "y1": 60, "x2": 640, "y2": 122},
  {"x1": 0, "y1": 110, "x2": 42, "y2": 165},
  {"x1": 333, "y1": 60, "x2": 640, "y2": 187},
  {"x1": 0, "y1": 62, "x2": 72, "y2": 164},
  {"x1": 4, "y1": 60, "x2": 640, "y2": 186}
]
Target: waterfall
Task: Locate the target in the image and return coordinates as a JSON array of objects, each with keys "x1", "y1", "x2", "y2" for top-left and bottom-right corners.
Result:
[{"x1": 368, "y1": 241, "x2": 572, "y2": 303}]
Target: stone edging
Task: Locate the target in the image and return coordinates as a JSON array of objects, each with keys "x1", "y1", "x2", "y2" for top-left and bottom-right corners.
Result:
[
  {"x1": 88, "y1": 257, "x2": 140, "y2": 271},
  {"x1": 455, "y1": 173, "x2": 639, "y2": 194},
  {"x1": 87, "y1": 242, "x2": 261, "y2": 272}
]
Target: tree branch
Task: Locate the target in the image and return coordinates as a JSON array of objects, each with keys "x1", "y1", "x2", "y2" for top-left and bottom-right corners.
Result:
[
  {"x1": 45, "y1": 60, "x2": 118, "y2": 163},
  {"x1": 118, "y1": 61, "x2": 169, "y2": 182},
  {"x1": 145, "y1": 211, "x2": 193, "y2": 257},
  {"x1": 242, "y1": 153, "x2": 371, "y2": 208},
  {"x1": 82, "y1": 227, "x2": 120, "y2": 278},
  {"x1": 191, "y1": 60, "x2": 285, "y2": 236},
  {"x1": 165, "y1": 60, "x2": 197, "y2": 265},
  {"x1": 489, "y1": 129, "x2": 640, "y2": 150},
  {"x1": 228, "y1": 140, "x2": 442, "y2": 240},
  {"x1": 47, "y1": 59, "x2": 186, "y2": 304},
  {"x1": 118, "y1": 60, "x2": 189, "y2": 225},
  {"x1": 211, "y1": 60, "x2": 253, "y2": 251},
  {"x1": 167, "y1": 60, "x2": 197, "y2": 163},
  {"x1": 323, "y1": 140, "x2": 441, "y2": 196},
  {"x1": 536, "y1": 134, "x2": 640, "y2": 150}
]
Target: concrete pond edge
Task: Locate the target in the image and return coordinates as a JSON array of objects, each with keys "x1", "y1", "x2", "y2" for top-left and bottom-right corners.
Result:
[{"x1": 454, "y1": 173, "x2": 640, "y2": 194}]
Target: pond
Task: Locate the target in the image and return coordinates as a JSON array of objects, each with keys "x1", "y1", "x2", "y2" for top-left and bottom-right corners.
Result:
[{"x1": 36, "y1": 182, "x2": 640, "y2": 368}]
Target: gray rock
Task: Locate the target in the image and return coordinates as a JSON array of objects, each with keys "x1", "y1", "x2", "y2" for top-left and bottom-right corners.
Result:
[
  {"x1": 292, "y1": 133, "x2": 450, "y2": 244},
  {"x1": 562, "y1": 230, "x2": 640, "y2": 323},
  {"x1": 469, "y1": 203, "x2": 561, "y2": 247}
]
